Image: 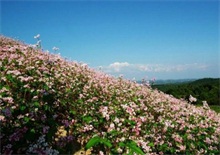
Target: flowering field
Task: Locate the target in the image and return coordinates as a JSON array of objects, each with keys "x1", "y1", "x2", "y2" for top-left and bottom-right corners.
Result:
[{"x1": 0, "y1": 35, "x2": 220, "y2": 154}]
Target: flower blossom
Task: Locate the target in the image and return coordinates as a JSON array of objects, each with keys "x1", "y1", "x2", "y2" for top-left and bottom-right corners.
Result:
[
  {"x1": 189, "y1": 95, "x2": 197, "y2": 103},
  {"x1": 52, "y1": 47, "x2": 59, "y2": 51},
  {"x1": 34, "y1": 34, "x2": 40, "y2": 39}
]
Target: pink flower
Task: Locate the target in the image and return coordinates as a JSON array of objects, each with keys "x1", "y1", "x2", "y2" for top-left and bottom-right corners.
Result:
[
  {"x1": 132, "y1": 126, "x2": 140, "y2": 136},
  {"x1": 83, "y1": 124, "x2": 93, "y2": 132},
  {"x1": 205, "y1": 137, "x2": 212, "y2": 144},
  {"x1": 174, "y1": 136, "x2": 182, "y2": 143},
  {"x1": 178, "y1": 145, "x2": 186, "y2": 151},
  {"x1": 2, "y1": 97, "x2": 14, "y2": 104},
  {"x1": 0, "y1": 115, "x2": 5, "y2": 121},
  {"x1": 108, "y1": 123, "x2": 115, "y2": 132}
]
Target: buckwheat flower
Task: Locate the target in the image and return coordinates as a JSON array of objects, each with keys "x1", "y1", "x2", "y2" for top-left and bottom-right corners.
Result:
[
  {"x1": 99, "y1": 151, "x2": 104, "y2": 155},
  {"x1": 121, "y1": 137, "x2": 125, "y2": 142},
  {"x1": 172, "y1": 134, "x2": 182, "y2": 143},
  {"x1": 202, "y1": 100, "x2": 210, "y2": 109},
  {"x1": 11, "y1": 106, "x2": 16, "y2": 109},
  {"x1": 7, "y1": 70, "x2": 21, "y2": 76},
  {"x1": 140, "y1": 116, "x2": 146, "y2": 122},
  {"x1": 159, "y1": 151, "x2": 164, "y2": 155},
  {"x1": 34, "y1": 34, "x2": 40, "y2": 39},
  {"x1": 108, "y1": 123, "x2": 115, "y2": 132},
  {"x1": 37, "y1": 40, "x2": 41, "y2": 45},
  {"x1": 114, "y1": 117, "x2": 120, "y2": 123},
  {"x1": 117, "y1": 147, "x2": 123, "y2": 153},
  {"x1": 178, "y1": 145, "x2": 186, "y2": 151},
  {"x1": 52, "y1": 47, "x2": 59, "y2": 51},
  {"x1": 83, "y1": 124, "x2": 94, "y2": 132},
  {"x1": 0, "y1": 115, "x2": 5, "y2": 121},
  {"x1": 32, "y1": 96, "x2": 38, "y2": 100},
  {"x1": 17, "y1": 115, "x2": 24, "y2": 119},
  {"x1": 204, "y1": 137, "x2": 212, "y2": 144},
  {"x1": 2, "y1": 97, "x2": 14, "y2": 104},
  {"x1": 110, "y1": 123, "x2": 115, "y2": 128},
  {"x1": 189, "y1": 95, "x2": 197, "y2": 103}
]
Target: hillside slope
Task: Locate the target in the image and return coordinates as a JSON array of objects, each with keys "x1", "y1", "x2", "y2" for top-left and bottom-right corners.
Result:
[{"x1": 0, "y1": 36, "x2": 220, "y2": 154}]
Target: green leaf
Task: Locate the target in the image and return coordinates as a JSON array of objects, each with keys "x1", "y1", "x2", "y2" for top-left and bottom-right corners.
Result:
[
  {"x1": 20, "y1": 105, "x2": 26, "y2": 111},
  {"x1": 85, "y1": 136, "x2": 100, "y2": 150},
  {"x1": 100, "y1": 138, "x2": 112, "y2": 148},
  {"x1": 119, "y1": 142, "x2": 126, "y2": 147},
  {"x1": 126, "y1": 141, "x2": 145, "y2": 155},
  {"x1": 24, "y1": 117, "x2": 30, "y2": 123},
  {"x1": 70, "y1": 110, "x2": 76, "y2": 115},
  {"x1": 148, "y1": 142, "x2": 154, "y2": 147},
  {"x1": 30, "y1": 128, "x2": 35, "y2": 133},
  {"x1": 34, "y1": 102, "x2": 40, "y2": 107},
  {"x1": 133, "y1": 97, "x2": 138, "y2": 102},
  {"x1": 126, "y1": 119, "x2": 136, "y2": 126},
  {"x1": 82, "y1": 116, "x2": 92, "y2": 123}
]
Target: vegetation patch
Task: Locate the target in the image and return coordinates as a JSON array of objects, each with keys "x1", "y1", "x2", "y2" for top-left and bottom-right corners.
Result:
[{"x1": 0, "y1": 36, "x2": 220, "y2": 154}]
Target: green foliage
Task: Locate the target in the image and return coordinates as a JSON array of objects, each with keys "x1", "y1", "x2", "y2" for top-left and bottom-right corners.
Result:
[
  {"x1": 152, "y1": 78, "x2": 220, "y2": 106},
  {"x1": 124, "y1": 140, "x2": 145, "y2": 155},
  {"x1": 85, "y1": 136, "x2": 145, "y2": 154},
  {"x1": 85, "y1": 136, "x2": 112, "y2": 150}
]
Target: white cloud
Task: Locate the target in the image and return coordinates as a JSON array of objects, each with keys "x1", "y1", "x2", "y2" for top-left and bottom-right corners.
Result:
[
  {"x1": 95, "y1": 62, "x2": 213, "y2": 80},
  {"x1": 108, "y1": 62, "x2": 130, "y2": 72},
  {"x1": 101, "y1": 62, "x2": 209, "y2": 74}
]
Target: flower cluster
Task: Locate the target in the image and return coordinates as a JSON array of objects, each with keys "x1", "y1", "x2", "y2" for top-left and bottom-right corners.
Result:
[
  {"x1": 26, "y1": 135, "x2": 59, "y2": 155},
  {"x1": 0, "y1": 35, "x2": 220, "y2": 154}
]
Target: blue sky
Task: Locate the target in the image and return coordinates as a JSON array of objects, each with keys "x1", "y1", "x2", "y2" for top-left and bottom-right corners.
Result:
[{"x1": 1, "y1": 0, "x2": 219, "y2": 80}]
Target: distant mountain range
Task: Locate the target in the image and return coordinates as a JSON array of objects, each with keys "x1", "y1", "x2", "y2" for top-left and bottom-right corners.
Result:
[
  {"x1": 152, "y1": 78, "x2": 197, "y2": 85},
  {"x1": 137, "y1": 78, "x2": 197, "y2": 85}
]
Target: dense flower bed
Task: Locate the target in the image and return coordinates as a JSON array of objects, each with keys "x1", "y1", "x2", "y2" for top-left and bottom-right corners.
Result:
[{"x1": 0, "y1": 36, "x2": 220, "y2": 154}]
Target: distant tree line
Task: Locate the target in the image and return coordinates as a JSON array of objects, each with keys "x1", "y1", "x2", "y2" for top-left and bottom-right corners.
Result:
[{"x1": 152, "y1": 78, "x2": 220, "y2": 106}]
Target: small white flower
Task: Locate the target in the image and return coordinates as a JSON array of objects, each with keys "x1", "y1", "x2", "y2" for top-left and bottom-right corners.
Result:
[
  {"x1": 189, "y1": 95, "x2": 197, "y2": 103},
  {"x1": 117, "y1": 147, "x2": 123, "y2": 153},
  {"x1": 34, "y1": 34, "x2": 40, "y2": 39},
  {"x1": 114, "y1": 117, "x2": 120, "y2": 123},
  {"x1": 110, "y1": 123, "x2": 115, "y2": 128},
  {"x1": 121, "y1": 137, "x2": 125, "y2": 141},
  {"x1": 52, "y1": 47, "x2": 59, "y2": 51}
]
